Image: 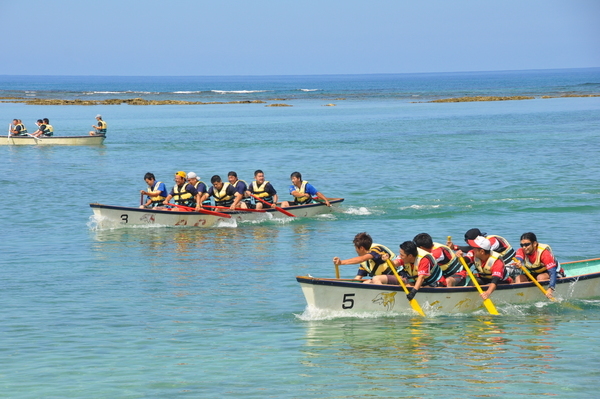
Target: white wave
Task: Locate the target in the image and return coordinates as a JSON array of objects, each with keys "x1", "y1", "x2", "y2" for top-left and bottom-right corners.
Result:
[
  {"x1": 83, "y1": 90, "x2": 156, "y2": 95},
  {"x1": 343, "y1": 206, "x2": 372, "y2": 215},
  {"x1": 399, "y1": 204, "x2": 442, "y2": 210},
  {"x1": 173, "y1": 91, "x2": 203, "y2": 94},
  {"x1": 211, "y1": 90, "x2": 267, "y2": 94},
  {"x1": 300, "y1": 89, "x2": 320, "y2": 92},
  {"x1": 295, "y1": 305, "x2": 404, "y2": 321}
]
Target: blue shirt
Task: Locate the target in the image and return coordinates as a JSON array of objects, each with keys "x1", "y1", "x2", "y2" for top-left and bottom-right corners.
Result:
[{"x1": 288, "y1": 182, "x2": 318, "y2": 196}]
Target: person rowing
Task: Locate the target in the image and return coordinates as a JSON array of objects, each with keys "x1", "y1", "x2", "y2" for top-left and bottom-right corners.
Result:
[
  {"x1": 449, "y1": 228, "x2": 516, "y2": 263},
  {"x1": 513, "y1": 232, "x2": 565, "y2": 299},
  {"x1": 245, "y1": 169, "x2": 278, "y2": 209},
  {"x1": 140, "y1": 172, "x2": 168, "y2": 209},
  {"x1": 332, "y1": 232, "x2": 396, "y2": 282},
  {"x1": 199, "y1": 175, "x2": 244, "y2": 210},
  {"x1": 228, "y1": 171, "x2": 250, "y2": 209},
  {"x1": 163, "y1": 171, "x2": 199, "y2": 210},
  {"x1": 9, "y1": 119, "x2": 27, "y2": 136},
  {"x1": 187, "y1": 172, "x2": 211, "y2": 207},
  {"x1": 280, "y1": 171, "x2": 330, "y2": 208},
  {"x1": 413, "y1": 233, "x2": 464, "y2": 286},
  {"x1": 462, "y1": 236, "x2": 512, "y2": 300}
]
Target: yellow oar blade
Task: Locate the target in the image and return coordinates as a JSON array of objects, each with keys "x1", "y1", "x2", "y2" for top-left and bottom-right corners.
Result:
[
  {"x1": 409, "y1": 298, "x2": 426, "y2": 317},
  {"x1": 483, "y1": 298, "x2": 499, "y2": 315}
]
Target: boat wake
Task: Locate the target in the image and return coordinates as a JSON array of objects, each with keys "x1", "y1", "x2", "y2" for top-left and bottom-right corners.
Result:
[{"x1": 343, "y1": 206, "x2": 372, "y2": 216}]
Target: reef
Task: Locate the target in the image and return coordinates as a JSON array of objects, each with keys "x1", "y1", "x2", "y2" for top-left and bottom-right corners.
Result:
[
  {"x1": 0, "y1": 97, "x2": 266, "y2": 106},
  {"x1": 427, "y1": 93, "x2": 599, "y2": 103}
]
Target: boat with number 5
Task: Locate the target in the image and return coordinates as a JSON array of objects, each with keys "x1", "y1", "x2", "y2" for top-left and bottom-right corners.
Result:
[
  {"x1": 296, "y1": 258, "x2": 600, "y2": 315},
  {"x1": 89, "y1": 198, "x2": 344, "y2": 228},
  {"x1": 2, "y1": 134, "x2": 106, "y2": 145}
]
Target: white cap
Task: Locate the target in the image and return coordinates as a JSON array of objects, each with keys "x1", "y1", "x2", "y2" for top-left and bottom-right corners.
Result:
[
  {"x1": 96, "y1": 114, "x2": 102, "y2": 118},
  {"x1": 187, "y1": 172, "x2": 197, "y2": 179},
  {"x1": 467, "y1": 236, "x2": 492, "y2": 251}
]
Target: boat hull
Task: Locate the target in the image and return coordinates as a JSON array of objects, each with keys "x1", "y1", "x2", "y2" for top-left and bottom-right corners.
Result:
[
  {"x1": 89, "y1": 198, "x2": 344, "y2": 228},
  {"x1": 297, "y1": 258, "x2": 600, "y2": 314},
  {"x1": 1, "y1": 135, "x2": 106, "y2": 145}
]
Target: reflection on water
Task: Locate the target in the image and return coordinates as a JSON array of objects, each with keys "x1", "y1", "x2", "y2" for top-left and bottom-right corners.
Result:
[{"x1": 299, "y1": 316, "x2": 563, "y2": 396}]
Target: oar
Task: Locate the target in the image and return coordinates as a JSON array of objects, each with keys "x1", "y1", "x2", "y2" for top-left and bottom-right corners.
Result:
[
  {"x1": 206, "y1": 205, "x2": 266, "y2": 213},
  {"x1": 458, "y1": 256, "x2": 499, "y2": 315},
  {"x1": 249, "y1": 193, "x2": 295, "y2": 217},
  {"x1": 513, "y1": 257, "x2": 557, "y2": 302},
  {"x1": 385, "y1": 259, "x2": 426, "y2": 317},
  {"x1": 26, "y1": 133, "x2": 42, "y2": 141},
  {"x1": 168, "y1": 203, "x2": 232, "y2": 218},
  {"x1": 333, "y1": 261, "x2": 340, "y2": 279}
]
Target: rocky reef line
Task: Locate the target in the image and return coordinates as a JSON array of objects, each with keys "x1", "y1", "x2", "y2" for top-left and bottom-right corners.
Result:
[
  {"x1": 427, "y1": 93, "x2": 600, "y2": 103},
  {"x1": 0, "y1": 97, "x2": 266, "y2": 106}
]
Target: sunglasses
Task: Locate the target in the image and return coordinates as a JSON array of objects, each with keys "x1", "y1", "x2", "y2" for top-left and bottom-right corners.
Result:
[{"x1": 520, "y1": 242, "x2": 533, "y2": 247}]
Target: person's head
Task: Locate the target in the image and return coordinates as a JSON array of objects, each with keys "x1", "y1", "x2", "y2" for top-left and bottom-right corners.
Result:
[
  {"x1": 174, "y1": 171, "x2": 186, "y2": 185},
  {"x1": 36, "y1": 119, "x2": 43, "y2": 125},
  {"x1": 43, "y1": 118, "x2": 49, "y2": 124},
  {"x1": 399, "y1": 241, "x2": 418, "y2": 264},
  {"x1": 144, "y1": 172, "x2": 156, "y2": 185},
  {"x1": 211, "y1": 175, "x2": 223, "y2": 190},
  {"x1": 413, "y1": 233, "x2": 434, "y2": 250},
  {"x1": 290, "y1": 171, "x2": 302, "y2": 185},
  {"x1": 464, "y1": 228, "x2": 485, "y2": 243},
  {"x1": 12, "y1": 119, "x2": 18, "y2": 125},
  {"x1": 467, "y1": 236, "x2": 492, "y2": 259},
  {"x1": 519, "y1": 232, "x2": 538, "y2": 255},
  {"x1": 227, "y1": 171, "x2": 238, "y2": 184},
  {"x1": 187, "y1": 172, "x2": 198, "y2": 183},
  {"x1": 96, "y1": 114, "x2": 102, "y2": 120},
  {"x1": 352, "y1": 232, "x2": 372, "y2": 252},
  {"x1": 254, "y1": 169, "x2": 265, "y2": 184}
]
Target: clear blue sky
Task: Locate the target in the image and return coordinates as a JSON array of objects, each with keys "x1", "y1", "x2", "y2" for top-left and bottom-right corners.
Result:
[{"x1": 2, "y1": 0, "x2": 599, "y2": 76}]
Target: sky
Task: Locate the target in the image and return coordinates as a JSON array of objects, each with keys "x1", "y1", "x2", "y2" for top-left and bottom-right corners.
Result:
[{"x1": 1, "y1": 0, "x2": 599, "y2": 76}]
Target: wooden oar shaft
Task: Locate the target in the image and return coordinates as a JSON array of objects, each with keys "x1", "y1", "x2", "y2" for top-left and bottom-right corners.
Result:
[
  {"x1": 206, "y1": 205, "x2": 266, "y2": 213},
  {"x1": 168, "y1": 203, "x2": 231, "y2": 218},
  {"x1": 513, "y1": 258, "x2": 557, "y2": 302},
  {"x1": 249, "y1": 194, "x2": 295, "y2": 217}
]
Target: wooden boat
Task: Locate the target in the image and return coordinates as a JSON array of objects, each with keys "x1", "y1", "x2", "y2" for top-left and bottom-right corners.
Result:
[
  {"x1": 89, "y1": 198, "x2": 344, "y2": 228},
  {"x1": 1, "y1": 134, "x2": 106, "y2": 146},
  {"x1": 296, "y1": 258, "x2": 600, "y2": 314}
]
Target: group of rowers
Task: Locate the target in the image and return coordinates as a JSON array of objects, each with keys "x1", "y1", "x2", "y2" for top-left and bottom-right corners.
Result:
[
  {"x1": 333, "y1": 230, "x2": 563, "y2": 301},
  {"x1": 8, "y1": 114, "x2": 107, "y2": 137},
  {"x1": 9, "y1": 118, "x2": 53, "y2": 137},
  {"x1": 140, "y1": 170, "x2": 331, "y2": 211}
]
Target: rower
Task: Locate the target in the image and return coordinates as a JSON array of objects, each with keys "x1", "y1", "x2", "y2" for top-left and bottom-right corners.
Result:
[
  {"x1": 200, "y1": 175, "x2": 243, "y2": 210},
  {"x1": 280, "y1": 171, "x2": 330, "y2": 208},
  {"x1": 462, "y1": 236, "x2": 511, "y2": 300},
  {"x1": 245, "y1": 169, "x2": 278, "y2": 210},
  {"x1": 140, "y1": 172, "x2": 168, "y2": 209},
  {"x1": 332, "y1": 232, "x2": 396, "y2": 282},
  {"x1": 163, "y1": 171, "x2": 199, "y2": 210}
]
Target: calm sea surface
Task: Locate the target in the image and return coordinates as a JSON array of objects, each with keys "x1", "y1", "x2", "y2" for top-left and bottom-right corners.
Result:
[{"x1": 2, "y1": 69, "x2": 600, "y2": 398}]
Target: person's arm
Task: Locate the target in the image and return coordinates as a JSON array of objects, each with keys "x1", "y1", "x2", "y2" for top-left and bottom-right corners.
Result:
[
  {"x1": 315, "y1": 191, "x2": 331, "y2": 206},
  {"x1": 230, "y1": 191, "x2": 243, "y2": 209},
  {"x1": 481, "y1": 259, "x2": 504, "y2": 299}
]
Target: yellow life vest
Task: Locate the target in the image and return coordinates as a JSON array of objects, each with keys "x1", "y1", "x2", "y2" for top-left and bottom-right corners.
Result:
[
  {"x1": 252, "y1": 180, "x2": 272, "y2": 198},
  {"x1": 149, "y1": 181, "x2": 166, "y2": 204},
  {"x1": 18, "y1": 123, "x2": 27, "y2": 134},
  {"x1": 45, "y1": 124, "x2": 54, "y2": 133},
  {"x1": 213, "y1": 182, "x2": 234, "y2": 203},
  {"x1": 523, "y1": 243, "x2": 555, "y2": 274},
  {"x1": 473, "y1": 251, "x2": 507, "y2": 281},
  {"x1": 486, "y1": 235, "x2": 515, "y2": 262},
  {"x1": 294, "y1": 180, "x2": 311, "y2": 204},
  {"x1": 360, "y1": 243, "x2": 396, "y2": 277},
  {"x1": 402, "y1": 248, "x2": 442, "y2": 285},
  {"x1": 173, "y1": 183, "x2": 193, "y2": 204},
  {"x1": 97, "y1": 120, "x2": 107, "y2": 133},
  {"x1": 432, "y1": 242, "x2": 461, "y2": 276}
]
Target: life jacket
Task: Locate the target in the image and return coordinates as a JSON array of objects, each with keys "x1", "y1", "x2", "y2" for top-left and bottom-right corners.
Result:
[
  {"x1": 97, "y1": 120, "x2": 107, "y2": 133},
  {"x1": 473, "y1": 251, "x2": 509, "y2": 282},
  {"x1": 402, "y1": 248, "x2": 442, "y2": 286},
  {"x1": 487, "y1": 235, "x2": 515, "y2": 262},
  {"x1": 16, "y1": 123, "x2": 27, "y2": 134},
  {"x1": 360, "y1": 243, "x2": 396, "y2": 277},
  {"x1": 213, "y1": 182, "x2": 234, "y2": 205},
  {"x1": 43, "y1": 124, "x2": 54, "y2": 136},
  {"x1": 523, "y1": 243, "x2": 558, "y2": 274},
  {"x1": 193, "y1": 181, "x2": 212, "y2": 205},
  {"x1": 173, "y1": 183, "x2": 194, "y2": 205},
  {"x1": 432, "y1": 242, "x2": 462, "y2": 277},
  {"x1": 252, "y1": 180, "x2": 273, "y2": 203},
  {"x1": 148, "y1": 181, "x2": 166, "y2": 204},
  {"x1": 293, "y1": 181, "x2": 313, "y2": 204}
]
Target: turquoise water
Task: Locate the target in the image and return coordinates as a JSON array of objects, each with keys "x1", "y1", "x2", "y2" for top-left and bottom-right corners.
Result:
[{"x1": 2, "y1": 69, "x2": 600, "y2": 398}]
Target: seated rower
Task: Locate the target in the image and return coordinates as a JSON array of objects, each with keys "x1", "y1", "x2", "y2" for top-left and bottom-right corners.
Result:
[
  {"x1": 380, "y1": 241, "x2": 442, "y2": 301},
  {"x1": 89, "y1": 114, "x2": 107, "y2": 136},
  {"x1": 332, "y1": 232, "x2": 395, "y2": 282},
  {"x1": 187, "y1": 172, "x2": 211, "y2": 207},
  {"x1": 514, "y1": 232, "x2": 564, "y2": 299},
  {"x1": 42, "y1": 118, "x2": 54, "y2": 136},
  {"x1": 245, "y1": 169, "x2": 278, "y2": 209},
  {"x1": 449, "y1": 228, "x2": 516, "y2": 264},
  {"x1": 163, "y1": 171, "x2": 199, "y2": 210},
  {"x1": 280, "y1": 171, "x2": 330, "y2": 207},
  {"x1": 199, "y1": 175, "x2": 244, "y2": 210},
  {"x1": 413, "y1": 233, "x2": 464, "y2": 286},
  {"x1": 9, "y1": 119, "x2": 27, "y2": 136},
  {"x1": 140, "y1": 172, "x2": 168, "y2": 209},
  {"x1": 31, "y1": 119, "x2": 47, "y2": 138},
  {"x1": 227, "y1": 171, "x2": 250, "y2": 209},
  {"x1": 463, "y1": 236, "x2": 512, "y2": 300}
]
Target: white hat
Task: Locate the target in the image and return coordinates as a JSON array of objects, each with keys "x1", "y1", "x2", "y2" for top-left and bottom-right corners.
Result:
[
  {"x1": 96, "y1": 114, "x2": 102, "y2": 118},
  {"x1": 467, "y1": 236, "x2": 492, "y2": 251},
  {"x1": 187, "y1": 172, "x2": 197, "y2": 179}
]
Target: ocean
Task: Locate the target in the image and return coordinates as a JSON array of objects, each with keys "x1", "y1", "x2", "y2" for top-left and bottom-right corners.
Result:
[{"x1": 1, "y1": 68, "x2": 600, "y2": 398}]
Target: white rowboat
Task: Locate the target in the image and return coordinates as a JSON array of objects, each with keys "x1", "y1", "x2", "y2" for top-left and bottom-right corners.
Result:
[
  {"x1": 2, "y1": 135, "x2": 106, "y2": 145},
  {"x1": 297, "y1": 258, "x2": 600, "y2": 315}
]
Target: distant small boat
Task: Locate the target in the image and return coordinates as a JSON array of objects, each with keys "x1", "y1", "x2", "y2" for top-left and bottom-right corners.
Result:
[
  {"x1": 297, "y1": 258, "x2": 600, "y2": 314},
  {"x1": 2, "y1": 134, "x2": 106, "y2": 146},
  {"x1": 89, "y1": 198, "x2": 344, "y2": 228}
]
